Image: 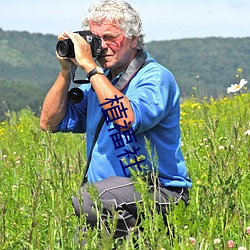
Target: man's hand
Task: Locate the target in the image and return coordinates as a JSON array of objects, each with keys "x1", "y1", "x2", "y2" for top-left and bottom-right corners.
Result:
[
  {"x1": 56, "y1": 33, "x2": 79, "y2": 71},
  {"x1": 62, "y1": 31, "x2": 96, "y2": 73}
]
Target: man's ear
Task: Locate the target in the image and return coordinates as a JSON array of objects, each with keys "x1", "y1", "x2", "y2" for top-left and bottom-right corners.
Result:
[{"x1": 131, "y1": 36, "x2": 139, "y2": 48}]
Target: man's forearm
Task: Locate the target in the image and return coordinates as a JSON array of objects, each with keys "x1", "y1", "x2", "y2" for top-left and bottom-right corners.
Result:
[
  {"x1": 90, "y1": 73, "x2": 135, "y2": 130},
  {"x1": 40, "y1": 70, "x2": 71, "y2": 132}
]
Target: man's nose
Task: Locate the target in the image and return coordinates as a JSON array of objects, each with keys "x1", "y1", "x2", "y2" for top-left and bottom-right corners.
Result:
[{"x1": 101, "y1": 38, "x2": 108, "y2": 49}]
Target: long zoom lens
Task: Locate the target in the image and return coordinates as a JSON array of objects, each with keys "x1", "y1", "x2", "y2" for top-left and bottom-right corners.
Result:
[{"x1": 56, "y1": 39, "x2": 75, "y2": 58}]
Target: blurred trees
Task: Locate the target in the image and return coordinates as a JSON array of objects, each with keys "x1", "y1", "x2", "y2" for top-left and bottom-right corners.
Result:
[{"x1": 0, "y1": 28, "x2": 249, "y2": 120}]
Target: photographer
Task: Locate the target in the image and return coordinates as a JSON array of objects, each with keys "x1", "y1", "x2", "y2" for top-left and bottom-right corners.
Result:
[{"x1": 40, "y1": 0, "x2": 192, "y2": 244}]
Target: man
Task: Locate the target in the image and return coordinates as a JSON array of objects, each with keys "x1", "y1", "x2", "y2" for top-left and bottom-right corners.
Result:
[{"x1": 40, "y1": 0, "x2": 192, "y2": 242}]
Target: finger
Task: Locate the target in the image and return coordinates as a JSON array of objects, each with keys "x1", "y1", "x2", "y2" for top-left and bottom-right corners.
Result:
[
  {"x1": 63, "y1": 30, "x2": 70, "y2": 37},
  {"x1": 57, "y1": 31, "x2": 72, "y2": 41},
  {"x1": 55, "y1": 50, "x2": 64, "y2": 59},
  {"x1": 55, "y1": 50, "x2": 79, "y2": 66},
  {"x1": 64, "y1": 30, "x2": 76, "y2": 40},
  {"x1": 65, "y1": 31, "x2": 85, "y2": 43}
]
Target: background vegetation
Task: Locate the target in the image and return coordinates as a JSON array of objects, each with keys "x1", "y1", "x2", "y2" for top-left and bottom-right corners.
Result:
[
  {"x1": 0, "y1": 91, "x2": 249, "y2": 249},
  {"x1": 0, "y1": 28, "x2": 250, "y2": 120},
  {"x1": 0, "y1": 28, "x2": 249, "y2": 249}
]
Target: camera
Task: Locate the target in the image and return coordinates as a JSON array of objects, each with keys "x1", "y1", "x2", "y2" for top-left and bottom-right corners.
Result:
[{"x1": 56, "y1": 30, "x2": 102, "y2": 58}]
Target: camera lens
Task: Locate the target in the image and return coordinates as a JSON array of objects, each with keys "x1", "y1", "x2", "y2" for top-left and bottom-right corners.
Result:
[
  {"x1": 68, "y1": 88, "x2": 84, "y2": 103},
  {"x1": 56, "y1": 39, "x2": 74, "y2": 58}
]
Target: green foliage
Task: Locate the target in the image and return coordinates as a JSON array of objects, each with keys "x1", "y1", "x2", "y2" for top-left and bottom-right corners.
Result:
[
  {"x1": 0, "y1": 29, "x2": 61, "y2": 121},
  {"x1": 0, "y1": 93, "x2": 249, "y2": 249},
  {"x1": 0, "y1": 28, "x2": 60, "y2": 89},
  {"x1": 0, "y1": 79, "x2": 46, "y2": 121}
]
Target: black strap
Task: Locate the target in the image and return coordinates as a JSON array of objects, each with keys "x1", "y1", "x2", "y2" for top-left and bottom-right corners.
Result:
[
  {"x1": 81, "y1": 115, "x2": 105, "y2": 185},
  {"x1": 81, "y1": 50, "x2": 149, "y2": 185},
  {"x1": 114, "y1": 49, "x2": 147, "y2": 92}
]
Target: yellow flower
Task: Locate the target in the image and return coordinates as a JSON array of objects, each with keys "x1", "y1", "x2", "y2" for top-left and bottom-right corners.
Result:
[
  {"x1": 191, "y1": 103, "x2": 201, "y2": 109},
  {"x1": 237, "y1": 67, "x2": 243, "y2": 73}
]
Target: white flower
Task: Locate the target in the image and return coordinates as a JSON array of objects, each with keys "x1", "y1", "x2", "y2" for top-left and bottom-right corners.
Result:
[
  {"x1": 244, "y1": 130, "x2": 250, "y2": 136},
  {"x1": 189, "y1": 237, "x2": 196, "y2": 245},
  {"x1": 227, "y1": 79, "x2": 248, "y2": 93},
  {"x1": 20, "y1": 207, "x2": 25, "y2": 214},
  {"x1": 214, "y1": 238, "x2": 221, "y2": 244},
  {"x1": 238, "y1": 247, "x2": 246, "y2": 250}
]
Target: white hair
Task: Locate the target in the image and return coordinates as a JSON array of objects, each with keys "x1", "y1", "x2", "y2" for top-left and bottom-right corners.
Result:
[{"x1": 82, "y1": 0, "x2": 145, "y2": 49}]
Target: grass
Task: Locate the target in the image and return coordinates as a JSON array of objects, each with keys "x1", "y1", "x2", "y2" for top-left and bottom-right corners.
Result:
[{"x1": 0, "y1": 92, "x2": 249, "y2": 249}]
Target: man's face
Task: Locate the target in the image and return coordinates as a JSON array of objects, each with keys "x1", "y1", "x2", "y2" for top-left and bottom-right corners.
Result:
[{"x1": 89, "y1": 20, "x2": 138, "y2": 73}]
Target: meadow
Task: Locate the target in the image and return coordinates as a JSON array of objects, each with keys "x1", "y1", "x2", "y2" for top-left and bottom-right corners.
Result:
[{"x1": 0, "y1": 89, "x2": 249, "y2": 249}]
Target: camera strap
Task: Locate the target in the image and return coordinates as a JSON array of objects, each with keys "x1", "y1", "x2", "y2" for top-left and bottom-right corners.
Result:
[{"x1": 81, "y1": 50, "x2": 150, "y2": 185}]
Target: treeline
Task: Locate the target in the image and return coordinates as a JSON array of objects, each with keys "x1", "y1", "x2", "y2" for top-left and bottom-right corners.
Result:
[
  {"x1": 145, "y1": 37, "x2": 250, "y2": 97},
  {"x1": 0, "y1": 29, "x2": 60, "y2": 121},
  {"x1": 0, "y1": 28, "x2": 250, "y2": 120},
  {"x1": 0, "y1": 80, "x2": 46, "y2": 119}
]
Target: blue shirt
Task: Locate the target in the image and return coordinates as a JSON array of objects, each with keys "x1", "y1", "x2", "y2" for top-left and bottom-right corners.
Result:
[{"x1": 58, "y1": 52, "x2": 192, "y2": 188}]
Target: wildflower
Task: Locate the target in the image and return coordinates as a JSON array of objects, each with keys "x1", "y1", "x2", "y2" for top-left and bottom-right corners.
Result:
[
  {"x1": 20, "y1": 207, "x2": 25, "y2": 214},
  {"x1": 227, "y1": 79, "x2": 248, "y2": 93},
  {"x1": 238, "y1": 247, "x2": 246, "y2": 250},
  {"x1": 42, "y1": 213, "x2": 48, "y2": 221},
  {"x1": 218, "y1": 145, "x2": 224, "y2": 150},
  {"x1": 246, "y1": 226, "x2": 250, "y2": 235},
  {"x1": 228, "y1": 240, "x2": 235, "y2": 248},
  {"x1": 12, "y1": 185, "x2": 18, "y2": 192},
  {"x1": 244, "y1": 130, "x2": 250, "y2": 136},
  {"x1": 191, "y1": 103, "x2": 201, "y2": 109},
  {"x1": 237, "y1": 67, "x2": 243, "y2": 73},
  {"x1": 189, "y1": 237, "x2": 196, "y2": 246},
  {"x1": 196, "y1": 180, "x2": 202, "y2": 185},
  {"x1": 214, "y1": 238, "x2": 221, "y2": 244}
]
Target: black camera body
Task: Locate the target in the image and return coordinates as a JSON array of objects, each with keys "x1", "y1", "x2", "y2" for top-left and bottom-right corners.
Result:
[{"x1": 56, "y1": 30, "x2": 102, "y2": 58}]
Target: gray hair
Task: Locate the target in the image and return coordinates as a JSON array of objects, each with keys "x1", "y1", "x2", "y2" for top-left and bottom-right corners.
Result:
[{"x1": 82, "y1": 0, "x2": 145, "y2": 49}]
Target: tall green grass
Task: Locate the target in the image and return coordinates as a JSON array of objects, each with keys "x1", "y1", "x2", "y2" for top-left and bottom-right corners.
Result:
[{"x1": 0, "y1": 93, "x2": 249, "y2": 249}]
